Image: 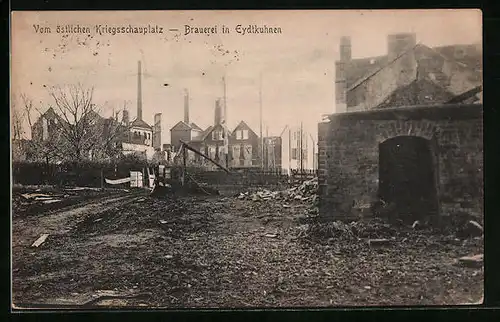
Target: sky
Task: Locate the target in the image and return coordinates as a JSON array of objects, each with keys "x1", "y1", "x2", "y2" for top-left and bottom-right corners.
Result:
[{"x1": 11, "y1": 9, "x2": 482, "y2": 145}]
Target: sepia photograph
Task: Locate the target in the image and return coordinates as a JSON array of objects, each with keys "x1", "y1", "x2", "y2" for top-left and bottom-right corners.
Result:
[{"x1": 10, "y1": 9, "x2": 483, "y2": 308}]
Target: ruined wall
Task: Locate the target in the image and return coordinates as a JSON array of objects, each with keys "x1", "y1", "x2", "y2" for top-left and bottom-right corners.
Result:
[
  {"x1": 347, "y1": 51, "x2": 418, "y2": 111},
  {"x1": 318, "y1": 104, "x2": 483, "y2": 221}
]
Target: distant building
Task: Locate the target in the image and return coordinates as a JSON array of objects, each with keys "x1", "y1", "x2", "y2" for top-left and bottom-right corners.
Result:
[
  {"x1": 229, "y1": 121, "x2": 260, "y2": 168},
  {"x1": 335, "y1": 33, "x2": 482, "y2": 113},
  {"x1": 31, "y1": 107, "x2": 66, "y2": 143},
  {"x1": 29, "y1": 60, "x2": 161, "y2": 162},
  {"x1": 262, "y1": 136, "x2": 282, "y2": 170},
  {"x1": 170, "y1": 89, "x2": 203, "y2": 152},
  {"x1": 171, "y1": 97, "x2": 266, "y2": 169},
  {"x1": 121, "y1": 60, "x2": 157, "y2": 160}
]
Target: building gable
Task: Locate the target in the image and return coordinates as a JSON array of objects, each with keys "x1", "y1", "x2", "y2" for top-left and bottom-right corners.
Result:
[
  {"x1": 171, "y1": 121, "x2": 192, "y2": 132},
  {"x1": 231, "y1": 121, "x2": 257, "y2": 139},
  {"x1": 190, "y1": 122, "x2": 203, "y2": 131}
]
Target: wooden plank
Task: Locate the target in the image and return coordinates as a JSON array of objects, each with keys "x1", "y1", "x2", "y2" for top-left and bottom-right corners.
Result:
[
  {"x1": 179, "y1": 140, "x2": 230, "y2": 173},
  {"x1": 32, "y1": 234, "x2": 49, "y2": 247}
]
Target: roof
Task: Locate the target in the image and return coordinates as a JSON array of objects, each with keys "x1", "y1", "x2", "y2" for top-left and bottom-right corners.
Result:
[
  {"x1": 232, "y1": 121, "x2": 257, "y2": 137},
  {"x1": 189, "y1": 124, "x2": 234, "y2": 143},
  {"x1": 345, "y1": 55, "x2": 388, "y2": 89},
  {"x1": 190, "y1": 125, "x2": 214, "y2": 142},
  {"x1": 170, "y1": 121, "x2": 204, "y2": 132},
  {"x1": 131, "y1": 118, "x2": 152, "y2": 130},
  {"x1": 190, "y1": 122, "x2": 203, "y2": 131},
  {"x1": 433, "y1": 44, "x2": 482, "y2": 71},
  {"x1": 170, "y1": 121, "x2": 192, "y2": 131},
  {"x1": 376, "y1": 78, "x2": 455, "y2": 109},
  {"x1": 345, "y1": 43, "x2": 481, "y2": 93},
  {"x1": 348, "y1": 43, "x2": 420, "y2": 91}
]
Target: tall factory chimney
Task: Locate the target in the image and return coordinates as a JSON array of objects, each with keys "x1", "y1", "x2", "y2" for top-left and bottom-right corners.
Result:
[
  {"x1": 184, "y1": 89, "x2": 190, "y2": 124},
  {"x1": 335, "y1": 36, "x2": 351, "y2": 114},
  {"x1": 214, "y1": 98, "x2": 222, "y2": 126},
  {"x1": 137, "y1": 60, "x2": 143, "y2": 121}
]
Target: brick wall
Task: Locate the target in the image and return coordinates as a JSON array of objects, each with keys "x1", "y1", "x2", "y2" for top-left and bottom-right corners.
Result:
[{"x1": 318, "y1": 104, "x2": 483, "y2": 221}]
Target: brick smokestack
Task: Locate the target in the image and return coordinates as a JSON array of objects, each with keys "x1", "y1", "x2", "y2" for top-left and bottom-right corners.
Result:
[
  {"x1": 387, "y1": 33, "x2": 417, "y2": 61},
  {"x1": 339, "y1": 36, "x2": 352, "y2": 61},
  {"x1": 335, "y1": 36, "x2": 350, "y2": 113},
  {"x1": 137, "y1": 60, "x2": 143, "y2": 121},
  {"x1": 214, "y1": 98, "x2": 222, "y2": 126},
  {"x1": 387, "y1": 33, "x2": 418, "y2": 88},
  {"x1": 184, "y1": 89, "x2": 189, "y2": 124}
]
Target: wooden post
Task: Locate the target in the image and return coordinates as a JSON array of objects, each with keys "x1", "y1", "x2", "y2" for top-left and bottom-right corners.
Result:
[
  {"x1": 182, "y1": 144, "x2": 187, "y2": 186},
  {"x1": 100, "y1": 168, "x2": 104, "y2": 190}
]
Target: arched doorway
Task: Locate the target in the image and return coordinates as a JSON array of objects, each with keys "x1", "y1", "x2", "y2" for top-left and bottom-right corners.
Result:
[{"x1": 378, "y1": 135, "x2": 439, "y2": 221}]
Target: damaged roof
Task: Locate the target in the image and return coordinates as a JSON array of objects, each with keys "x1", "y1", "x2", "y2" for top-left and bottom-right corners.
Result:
[{"x1": 345, "y1": 43, "x2": 482, "y2": 93}]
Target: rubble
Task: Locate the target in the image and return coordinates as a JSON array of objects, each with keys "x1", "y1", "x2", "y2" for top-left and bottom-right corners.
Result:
[
  {"x1": 237, "y1": 177, "x2": 318, "y2": 205},
  {"x1": 13, "y1": 190, "x2": 484, "y2": 307}
]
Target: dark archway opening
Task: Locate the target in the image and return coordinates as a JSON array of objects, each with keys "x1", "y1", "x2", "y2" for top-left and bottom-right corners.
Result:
[{"x1": 378, "y1": 136, "x2": 439, "y2": 223}]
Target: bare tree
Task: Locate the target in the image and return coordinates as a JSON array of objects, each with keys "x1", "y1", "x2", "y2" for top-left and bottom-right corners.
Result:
[
  {"x1": 11, "y1": 100, "x2": 24, "y2": 141},
  {"x1": 49, "y1": 84, "x2": 131, "y2": 162},
  {"x1": 48, "y1": 84, "x2": 99, "y2": 162}
]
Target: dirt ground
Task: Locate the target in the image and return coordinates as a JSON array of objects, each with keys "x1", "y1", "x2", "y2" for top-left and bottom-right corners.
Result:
[{"x1": 12, "y1": 188, "x2": 483, "y2": 308}]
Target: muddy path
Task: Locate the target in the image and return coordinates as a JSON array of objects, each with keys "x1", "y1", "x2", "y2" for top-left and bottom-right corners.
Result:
[
  {"x1": 12, "y1": 191, "x2": 146, "y2": 247},
  {"x1": 12, "y1": 194, "x2": 483, "y2": 309}
]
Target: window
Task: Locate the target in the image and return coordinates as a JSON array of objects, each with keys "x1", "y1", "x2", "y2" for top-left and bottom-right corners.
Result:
[
  {"x1": 212, "y1": 131, "x2": 222, "y2": 141},
  {"x1": 208, "y1": 146, "x2": 216, "y2": 158},
  {"x1": 244, "y1": 144, "x2": 252, "y2": 159},
  {"x1": 233, "y1": 145, "x2": 241, "y2": 160},
  {"x1": 236, "y1": 129, "x2": 249, "y2": 140}
]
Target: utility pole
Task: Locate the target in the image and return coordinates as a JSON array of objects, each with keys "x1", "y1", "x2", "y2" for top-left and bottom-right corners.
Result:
[
  {"x1": 265, "y1": 125, "x2": 269, "y2": 170},
  {"x1": 300, "y1": 122, "x2": 304, "y2": 172},
  {"x1": 288, "y1": 128, "x2": 292, "y2": 176},
  {"x1": 259, "y1": 73, "x2": 264, "y2": 169},
  {"x1": 222, "y1": 76, "x2": 229, "y2": 168}
]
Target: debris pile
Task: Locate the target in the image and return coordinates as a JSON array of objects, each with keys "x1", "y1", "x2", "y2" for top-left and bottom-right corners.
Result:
[
  {"x1": 301, "y1": 218, "x2": 399, "y2": 241},
  {"x1": 237, "y1": 177, "x2": 318, "y2": 204}
]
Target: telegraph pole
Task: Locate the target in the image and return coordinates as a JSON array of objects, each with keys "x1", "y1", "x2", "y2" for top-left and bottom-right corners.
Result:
[
  {"x1": 223, "y1": 76, "x2": 229, "y2": 168},
  {"x1": 300, "y1": 122, "x2": 304, "y2": 172},
  {"x1": 259, "y1": 73, "x2": 264, "y2": 169}
]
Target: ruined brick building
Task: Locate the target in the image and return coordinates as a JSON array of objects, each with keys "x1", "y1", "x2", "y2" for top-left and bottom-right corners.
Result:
[
  {"x1": 335, "y1": 33, "x2": 482, "y2": 113},
  {"x1": 319, "y1": 33, "x2": 483, "y2": 222}
]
